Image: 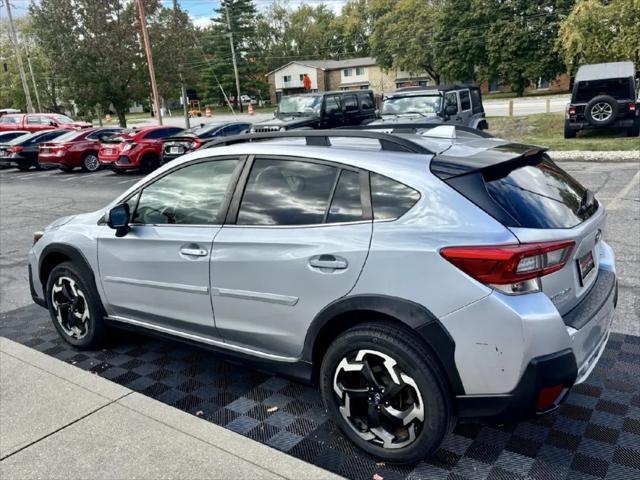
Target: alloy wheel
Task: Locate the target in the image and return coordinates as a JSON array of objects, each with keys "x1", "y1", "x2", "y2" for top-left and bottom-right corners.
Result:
[
  {"x1": 590, "y1": 102, "x2": 613, "y2": 122},
  {"x1": 333, "y1": 349, "x2": 424, "y2": 449},
  {"x1": 51, "y1": 276, "x2": 90, "y2": 339},
  {"x1": 84, "y1": 154, "x2": 100, "y2": 172}
]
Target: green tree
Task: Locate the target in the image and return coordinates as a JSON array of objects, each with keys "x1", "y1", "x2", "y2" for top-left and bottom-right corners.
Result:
[
  {"x1": 29, "y1": 0, "x2": 151, "y2": 126},
  {"x1": 558, "y1": 0, "x2": 640, "y2": 73},
  {"x1": 482, "y1": 0, "x2": 574, "y2": 96},
  {"x1": 370, "y1": 0, "x2": 443, "y2": 83},
  {"x1": 332, "y1": 0, "x2": 372, "y2": 57}
]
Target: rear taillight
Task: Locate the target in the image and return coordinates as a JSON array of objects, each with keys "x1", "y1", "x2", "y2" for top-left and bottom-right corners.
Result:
[
  {"x1": 629, "y1": 103, "x2": 637, "y2": 112},
  {"x1": 440, "y1": 240, "x2": 575, "y2": 295},
  {"x1": 8, "y1": 146, "x2": 23, "y2": 154},
  {"x1": 121, "y1": 142, "x2": 136, "y2": 152}
]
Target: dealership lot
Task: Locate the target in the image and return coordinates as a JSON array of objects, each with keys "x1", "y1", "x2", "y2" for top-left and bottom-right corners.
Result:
[{"x1": 0, "y1": 161, "x2": 639, "y2": 479}]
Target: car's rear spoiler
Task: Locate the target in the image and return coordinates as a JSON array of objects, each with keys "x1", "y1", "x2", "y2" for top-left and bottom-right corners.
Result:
[{"x1": 431, "y1": 143, "x2": 548, "y2": 180}]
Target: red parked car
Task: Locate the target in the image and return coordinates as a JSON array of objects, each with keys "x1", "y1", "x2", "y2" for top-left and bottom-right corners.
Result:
[
  {"x1": 0, "y1": 113, "x2": 92, "y2": 133},
  {"x1": 98, "y1": 126, "x2": 183, "y2": 173},
  {"x1": 38, "y1": 127, "x2": 123, "y2": 172}
]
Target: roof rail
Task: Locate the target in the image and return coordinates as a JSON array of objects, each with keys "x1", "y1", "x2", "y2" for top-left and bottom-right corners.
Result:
[
  {"x1": 342, "y1": 122, "x2": 494, "y2": 139},
  {"x1": 201, "y1": 129, "x2": 434, "y2": 154}
]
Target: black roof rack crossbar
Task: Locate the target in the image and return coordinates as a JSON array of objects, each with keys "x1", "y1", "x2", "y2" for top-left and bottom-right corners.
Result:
[
  {"x1": 201, "y1": 129, "x2": 434, "y2": 154},
  {"x1": 341, "y1": 122, "x2": 495, "y2": 139}
]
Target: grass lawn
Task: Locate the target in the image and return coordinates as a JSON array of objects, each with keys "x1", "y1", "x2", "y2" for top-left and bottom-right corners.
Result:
[
  {"x1": 488, "y1": 113, "x2": 639, "y2": 151},
  {"x1": 483, "y1": 90, "x2": 569, "y2": 100}
]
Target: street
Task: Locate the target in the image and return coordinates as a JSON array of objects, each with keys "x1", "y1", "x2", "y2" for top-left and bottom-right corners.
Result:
[{"x1": 1, "y1": 160, "x2": 638, "y2": 334}]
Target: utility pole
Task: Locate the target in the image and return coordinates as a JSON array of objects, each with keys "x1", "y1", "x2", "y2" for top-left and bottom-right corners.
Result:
[
  {"x1": 173, "y1": 0, "x2": 189, "y2": 129},
  {"x1": 26, "y1": 52, "x2": 42, "y2": 112},
  {"x1": 136, "y1": 0, "x2": 162, "y2": 125},
  {"x1": 3, "y1": 0, "x2": 34, "y2": 112},
  {"x1": 224, "y1": 2, "x2": 243, "y2": 113}
]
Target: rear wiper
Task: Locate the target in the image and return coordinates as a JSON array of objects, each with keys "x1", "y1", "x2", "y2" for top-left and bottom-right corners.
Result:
[{"x1": 577, "y1": 189, "x2": 595, "y2": 215}]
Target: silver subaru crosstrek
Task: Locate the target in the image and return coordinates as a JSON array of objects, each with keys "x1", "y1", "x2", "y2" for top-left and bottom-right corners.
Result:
[{"x1": 28, "y1": 127, "x2": 616, "y2": 463}]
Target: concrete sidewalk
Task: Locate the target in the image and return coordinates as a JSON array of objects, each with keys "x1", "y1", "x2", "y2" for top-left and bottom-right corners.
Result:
[{"x1": 0, "y1": 338, "x2": 342, "y2": 480}]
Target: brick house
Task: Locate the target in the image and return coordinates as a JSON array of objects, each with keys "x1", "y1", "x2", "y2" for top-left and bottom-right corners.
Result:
[{"x1": 266, "y1": 57, "x2": 433, "y2": 104}]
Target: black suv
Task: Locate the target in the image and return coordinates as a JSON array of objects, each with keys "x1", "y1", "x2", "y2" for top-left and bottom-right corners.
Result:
[
  {"x1": 370, "y1": 85, "x2": 488, "y2": 130},
  {"x1": 565, "y1": 61, "x2": 639, "y2": 138},
  {"x1": 251, "y1": 90, "x2": 376, "y2": 132}
]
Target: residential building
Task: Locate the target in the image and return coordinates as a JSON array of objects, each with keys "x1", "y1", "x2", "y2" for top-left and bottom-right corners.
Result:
[{"x1": 266, "y1": 57, "x2": 432, "y2": 104}]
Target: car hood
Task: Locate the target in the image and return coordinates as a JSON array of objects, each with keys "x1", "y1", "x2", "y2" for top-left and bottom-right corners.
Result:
[
  {"x1": 369, "y1": 115, "x2": 442, "y2": 125},
  {"x1": 60, "y1": 122, "x2": 93, "y2": 129},
  {"x1": 254, "y1": 116, "x2": 317, "y2": 128}
]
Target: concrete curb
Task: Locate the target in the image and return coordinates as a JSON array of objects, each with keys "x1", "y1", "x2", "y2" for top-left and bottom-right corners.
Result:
[
  {"x1": 548, "y1": 151, "x2": 640, "y2": 163},
  {"x1": 0, "y1": 338, "x2": 344, "y2": 480}
]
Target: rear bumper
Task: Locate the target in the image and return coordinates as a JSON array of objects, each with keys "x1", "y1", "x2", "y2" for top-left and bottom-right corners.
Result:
[
  {"x1": 455, "y1": 267, "x2": 616, "y2": 421},
  {"x1": 566, "y1": 117, "x2": 638, "y2": 130},
  {"x1": 0, "y1": 155, "x2": 31, "y2": 166}
]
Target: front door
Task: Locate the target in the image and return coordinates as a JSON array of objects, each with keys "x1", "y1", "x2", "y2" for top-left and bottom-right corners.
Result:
[
  {"x1": 211, "y1": 156, "x2": 372, "y2": 358},
  {"x1": 98, "y1": 157, "x2": 242, "y2": 336},
  {"x1": 322, "y1": 95, "x2": 345, "y2": 128}
]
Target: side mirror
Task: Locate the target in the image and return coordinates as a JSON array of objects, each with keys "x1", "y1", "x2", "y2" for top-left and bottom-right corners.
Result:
[
  {"x1": 445, "y1": 105, "x2": 458, "y2": 116},
  {"x1": 107, "y1": 203, "x2": 131, "y2": 237}
]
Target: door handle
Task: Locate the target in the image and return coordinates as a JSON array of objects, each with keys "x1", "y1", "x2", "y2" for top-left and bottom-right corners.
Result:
[
  {"x1": 309, "y1": 255, "x2": 348, "y2": 270},
  {"x1": 180, "y1": 246, "x2": 208, "y2": 257}
]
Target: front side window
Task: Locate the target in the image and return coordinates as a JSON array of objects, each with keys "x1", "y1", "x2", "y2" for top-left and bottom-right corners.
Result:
[
  {"x1": 278, "y1": 95, "x2": 322, "y2": 115},
  {"x1": 237, "y1": 159, "x2": 338, "y2": 226},
  {"x1": 325, "y1": 96, "x2": 342, "y2": 115},
  {"x1": 132, "y1": 159, "x2": 239, "y2": 225},
  {"x1": 444, "y1": 92, "x2": 458, "y2": 114},
  {"x1": 0, "y1": 116, "x2": 19, "y2": 124},
  {"x1": 370, "y1": 173, "x2": 420, "y2": 220}
]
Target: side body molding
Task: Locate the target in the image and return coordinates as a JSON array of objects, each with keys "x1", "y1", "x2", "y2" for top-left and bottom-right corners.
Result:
[{"x1": 302, "y1": 294, "x2": 465, "y2": 395}]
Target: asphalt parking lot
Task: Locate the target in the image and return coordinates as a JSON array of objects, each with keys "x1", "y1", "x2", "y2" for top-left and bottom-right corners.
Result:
[{"x1": 0, "y1": 160, "x2": 639, "y2": 480}]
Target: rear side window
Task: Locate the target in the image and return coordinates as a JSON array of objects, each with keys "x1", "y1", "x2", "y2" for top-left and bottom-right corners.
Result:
[
  {"x1": 459, "y1": 90, "x2": 471, "y2": 111},
  {"x1": 370, "y1": 173, "x2": 420, "y2": 220},
  {"x1": 470, "y1": 89, "x2": 483, "y2": 114},
  {"x1": 484, "y1": 158, "x2": 597, "y2": 229},
  {"x1": 237, "y1": 159, "x2": 338, "y2": 225},
  {"x1": 343, "y1": 95, "x2": 358, "y2": 112},
  {"x1": 358, "y1": 93, "x2": 373, "y2": 110},
  {"x1": 327, "y1": 170, "x2": 363, "y2": 223}
]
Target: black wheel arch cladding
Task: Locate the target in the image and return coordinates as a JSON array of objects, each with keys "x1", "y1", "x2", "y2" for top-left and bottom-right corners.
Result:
[
  {"x1": 304, "y1": 294, "x2": 465, "y2": 395},
  {"x1": 39, "y1": 243, "x2": 97, "y2": 291}
]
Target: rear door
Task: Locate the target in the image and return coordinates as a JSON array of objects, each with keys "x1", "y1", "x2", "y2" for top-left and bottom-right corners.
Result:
[
  {"x1": 97, "y1": 157, "x2": 243, "y2": 336},
  {"x1": 211, "y1": 156, "x2": 372, "y2": 358},
  {"x1": 342, "y1": 93, "x2": 360, "y2": 125}
]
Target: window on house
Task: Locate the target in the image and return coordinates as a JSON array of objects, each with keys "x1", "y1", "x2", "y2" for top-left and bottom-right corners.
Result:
[
  {"x1": 355, "y1": 67, "x2": 365, "y2": 76},
  {"x1": 299, "y1": 74, "x2": 304, "y2": 81},
  {"x1": 343, "y1": 69, "x2": 352, "y2": 77},
  {"x1": 283, "y1": 75, "x2": 291, "y2": 83}
]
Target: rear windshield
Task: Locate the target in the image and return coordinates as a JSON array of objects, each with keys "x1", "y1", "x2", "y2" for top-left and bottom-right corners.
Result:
[
  {"x1": 573, "y1": 78, "x2": 634, "y2": 102},
  {"x1": 51, "y1": 130, "x2": 86, "y2": 143},
  {"x1": 484, "y1": 158, "x2": 597, "y2": 229}
]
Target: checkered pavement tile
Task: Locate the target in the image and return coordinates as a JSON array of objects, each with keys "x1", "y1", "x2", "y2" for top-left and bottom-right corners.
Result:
[{"x1": 2, "y1": 305, "x2": 639, "y2": 480}]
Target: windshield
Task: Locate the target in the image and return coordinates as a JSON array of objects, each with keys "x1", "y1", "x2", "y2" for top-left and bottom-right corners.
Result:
[
  {"x1": 381, "y1": 95, "x2": 442, "y2": 116},
  {"x1": 278, "y1": 95, "x2": 322, "y2": 116},
  {"x1": 54, "y1": 114, "x2": 75, "y2": 123}
]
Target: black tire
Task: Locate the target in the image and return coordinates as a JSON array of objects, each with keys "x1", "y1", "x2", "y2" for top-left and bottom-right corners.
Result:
[
  {"x1": 16, "y1": 165, "x2": 31, "y2": 171},
  {"x1": 139, "y1": 154, "x2": 160, "y2": 174},
  {"x1": 564, "y1": 121, "x2": 577, "y2": 139},
  {"x1": 45, "y1": 261, "x2": 108, "y2": 350},
  {"x1": 626, "y1": 125, "x2": 640, "y2": 137},
  {"x1": 320, "y1": 321, "x2": 454, "y2": 464},
  {"x1": 584, "y1": 95, "x2": 618, "y2": 127},
  {"x1": 59, "y1": 166, "x2": 74, "y2": 173},
  {"x1": 80, "y1": 152, "x2": 100, "y2": 172}
]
